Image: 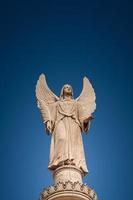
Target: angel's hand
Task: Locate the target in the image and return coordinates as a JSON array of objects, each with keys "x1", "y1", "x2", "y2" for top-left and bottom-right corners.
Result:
[
  {"x1": 84, "y1": 116, "x2": 94, "y2": 123},
  {"x1": 46, "y1": 121, "x2": 52, "y2": 134}
]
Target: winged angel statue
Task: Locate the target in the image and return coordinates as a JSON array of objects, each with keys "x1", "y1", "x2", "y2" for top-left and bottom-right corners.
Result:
[{"x1": 35, "y1": 74, "x2": 96, "y2": 175}]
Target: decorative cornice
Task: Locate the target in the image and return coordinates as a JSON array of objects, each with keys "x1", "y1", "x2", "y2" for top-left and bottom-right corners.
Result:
[{"x1": 40, "y1": 181, "x2": 97, "y2": 200}]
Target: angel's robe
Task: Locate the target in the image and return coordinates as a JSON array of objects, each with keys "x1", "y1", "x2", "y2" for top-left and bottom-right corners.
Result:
[{"x1": 42, "y1": 99, "x2": 90, "y2": 175}]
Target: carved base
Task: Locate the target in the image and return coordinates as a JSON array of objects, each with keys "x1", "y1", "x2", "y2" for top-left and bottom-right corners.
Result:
[
  {"x1": 40, "y1": 181, "x2": 97, "y2": 200},
  {"x1": 40, "y1": 166, "x2": 97, "y2": 200},
  {"x1": 53, "y1": 165, "x2": 83, "y2": 184}
]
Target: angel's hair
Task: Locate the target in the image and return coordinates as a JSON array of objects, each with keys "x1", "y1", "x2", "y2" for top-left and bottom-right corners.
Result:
[{"x1": 60, "y1": 84, "x2": 74, "y2": 100}]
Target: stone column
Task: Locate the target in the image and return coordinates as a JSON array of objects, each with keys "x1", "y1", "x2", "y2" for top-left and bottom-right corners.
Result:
[{"x1": 40, "y1": 165, "x2": 98, "y2": 200}]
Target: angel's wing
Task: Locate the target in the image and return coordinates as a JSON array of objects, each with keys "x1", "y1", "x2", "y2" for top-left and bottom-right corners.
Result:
[
  {"x1": 35, "y1": 74, "x2": 59, "y2": 125},
  {"x1": 35, "y1": 73, "x2": 59, "y2": 106},
  {"x1": 76, "y1": 77, "x2": 96, "y2": 117}
]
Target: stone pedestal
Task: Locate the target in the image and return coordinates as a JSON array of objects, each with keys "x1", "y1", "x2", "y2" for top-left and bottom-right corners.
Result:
[
  {"x1": 40, "y1": 165, "x2": 98, "y2": 200},
  {"x1": 53, "y1": 165, "x2": 83, "y2": 184}
]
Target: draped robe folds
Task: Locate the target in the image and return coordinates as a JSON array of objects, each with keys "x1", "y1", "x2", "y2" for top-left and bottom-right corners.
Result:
[{"x1": 43, "y1": 99, "x2": 90, "y2": 175}]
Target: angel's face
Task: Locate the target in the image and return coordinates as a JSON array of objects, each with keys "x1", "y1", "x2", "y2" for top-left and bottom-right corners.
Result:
[{"x1": 63, "y1": 84, "x2": 73, "y2": 97}]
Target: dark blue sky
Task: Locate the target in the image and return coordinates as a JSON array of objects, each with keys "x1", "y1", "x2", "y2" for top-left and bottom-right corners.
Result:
[{"x1": 1, "y1": 0, "x2": 133, "y2": 200}]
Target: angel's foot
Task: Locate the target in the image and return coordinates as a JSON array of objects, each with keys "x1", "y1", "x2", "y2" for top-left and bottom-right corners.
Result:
[
  {"x1": 57, "y1": 161, "x2": 65, "y2": 167},
  {"x1": 70, "y1": 159, "x2": 75, "y2": 166},
  {"x1": 64, "y1": 159, "x2": 71, "y2": 165}
]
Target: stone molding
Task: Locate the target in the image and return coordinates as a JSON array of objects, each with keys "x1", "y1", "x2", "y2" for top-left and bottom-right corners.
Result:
[{"x1": 40, "y1": 181, "x2": 97, "y2": 200}]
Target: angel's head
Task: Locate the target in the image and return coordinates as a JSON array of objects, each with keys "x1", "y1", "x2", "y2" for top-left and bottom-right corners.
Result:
[{"x1": 60, "y1": 84, "x2": 74, "y2": 100}]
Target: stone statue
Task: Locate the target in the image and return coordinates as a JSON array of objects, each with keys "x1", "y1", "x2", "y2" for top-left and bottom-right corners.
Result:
[{"x1": 35, "y1": 74, "x2": 96, "y2": 176}]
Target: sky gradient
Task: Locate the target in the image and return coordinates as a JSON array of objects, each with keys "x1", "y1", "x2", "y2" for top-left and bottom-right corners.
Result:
[{"x1": 1, "y1": 1, "x2": 133, "y2": 200}]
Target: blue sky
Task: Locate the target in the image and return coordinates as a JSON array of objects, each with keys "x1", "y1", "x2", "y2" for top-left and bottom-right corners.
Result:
[{"x1": 0, "y1": 0, "x2": 133, "y2": 200}]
